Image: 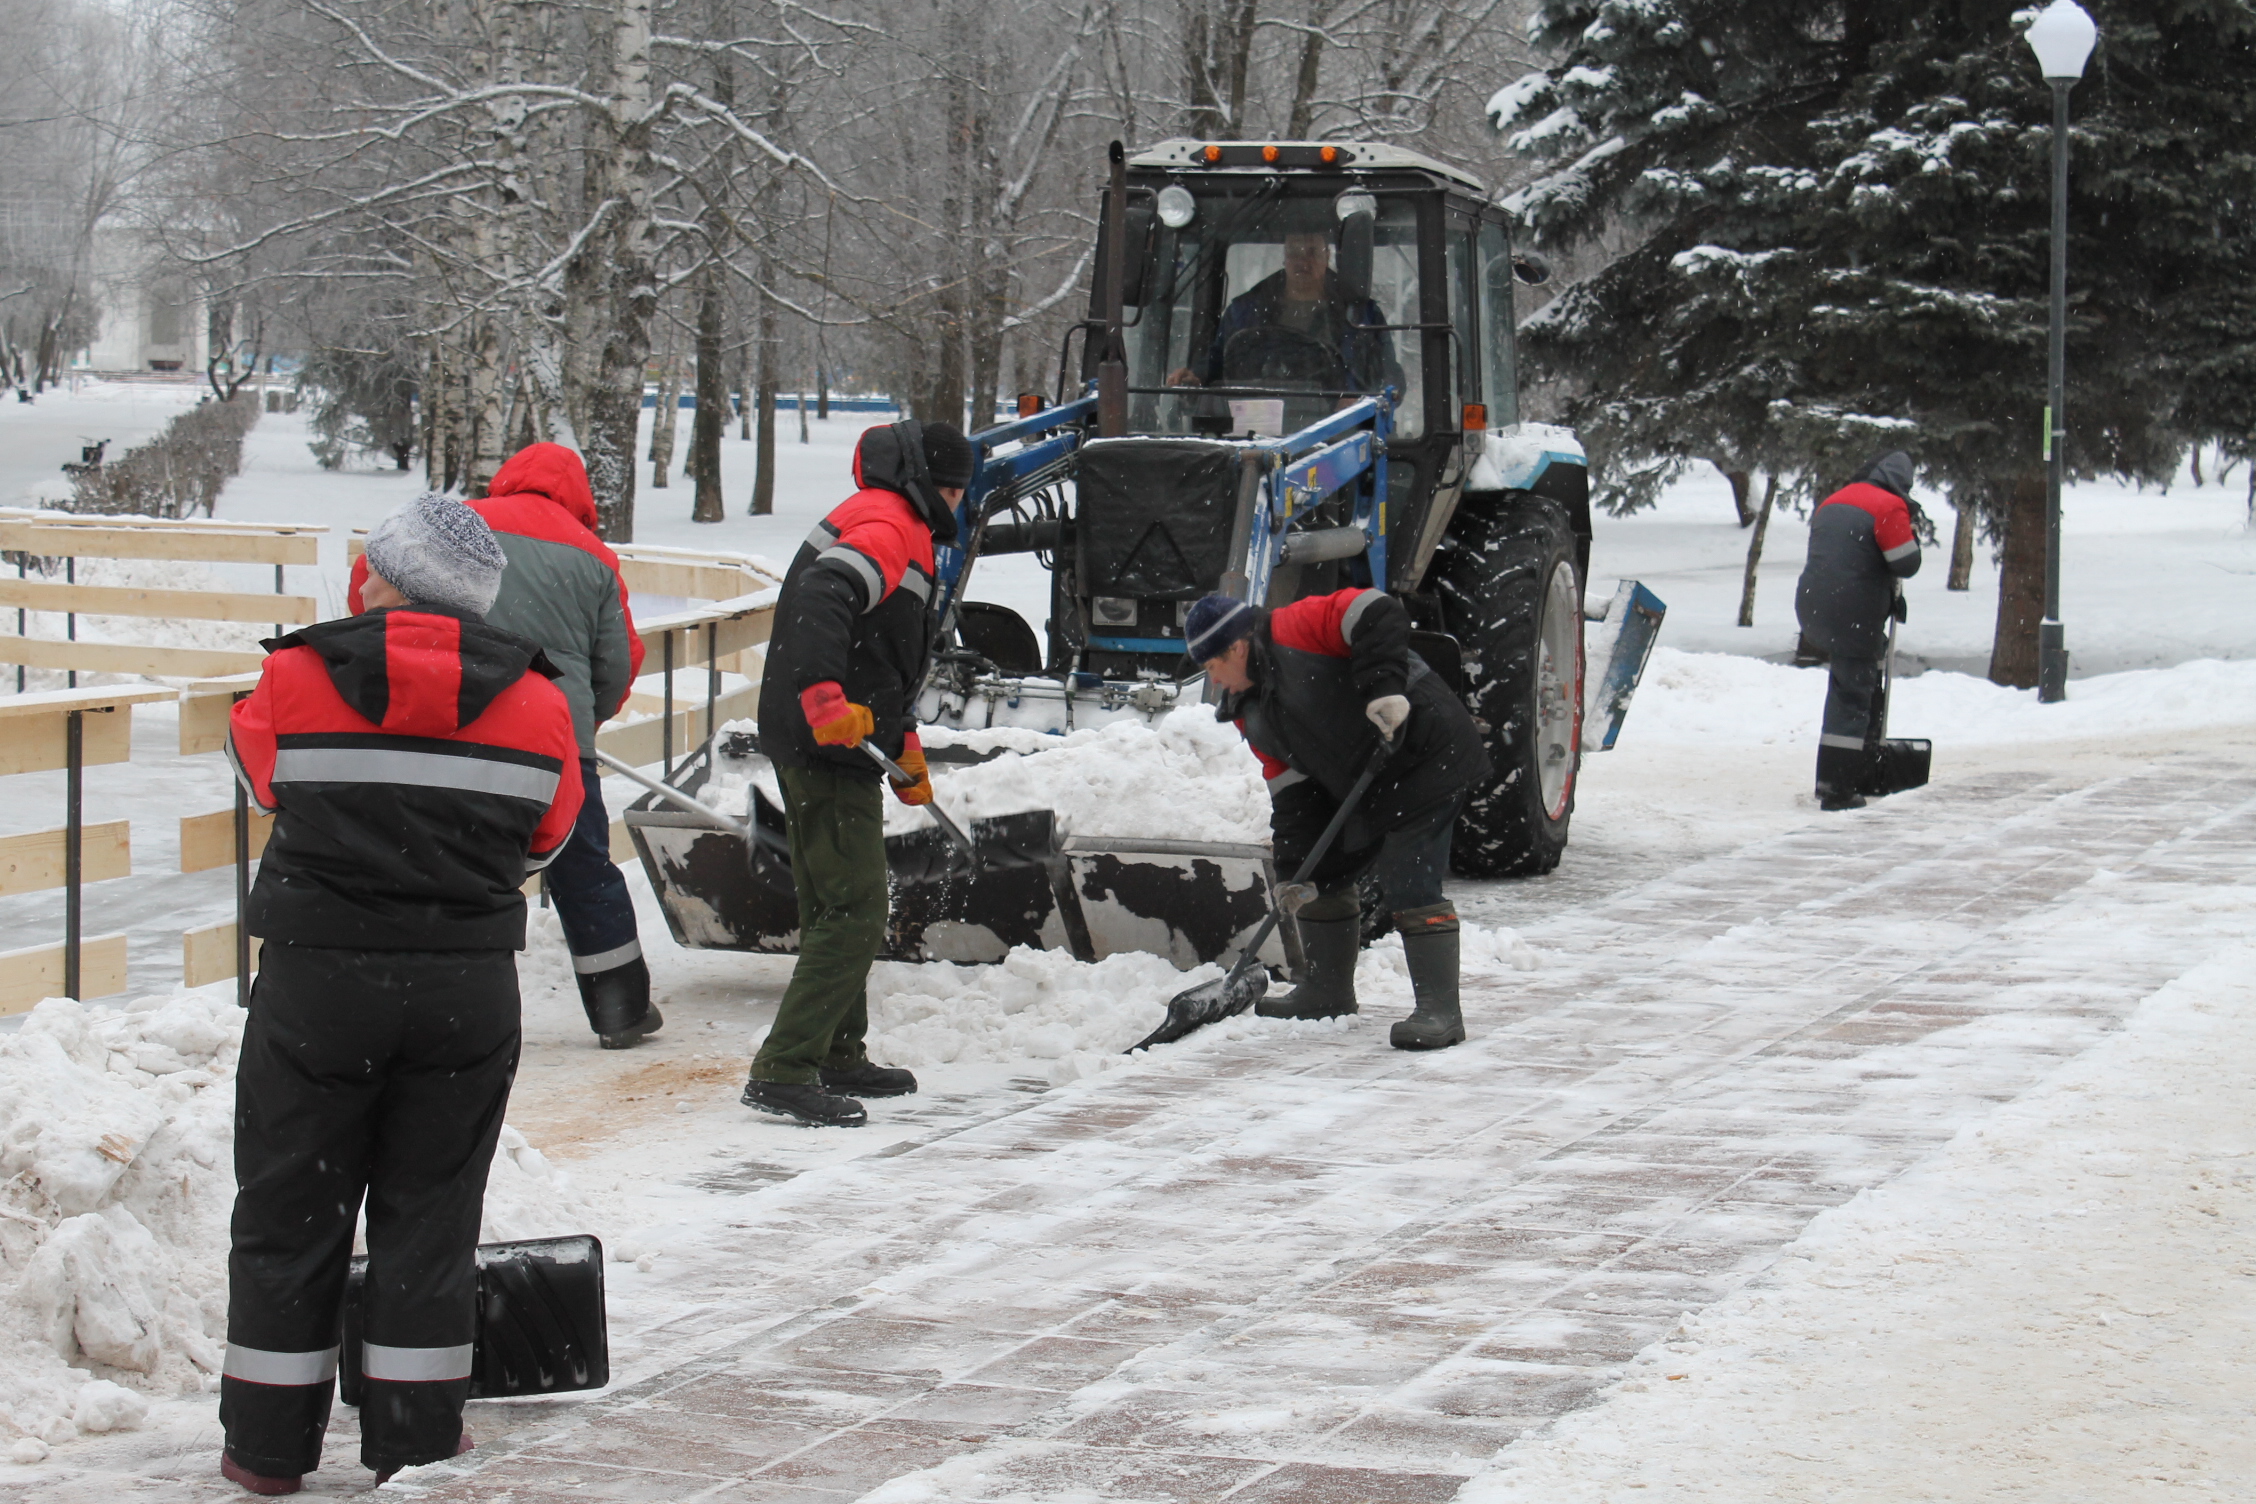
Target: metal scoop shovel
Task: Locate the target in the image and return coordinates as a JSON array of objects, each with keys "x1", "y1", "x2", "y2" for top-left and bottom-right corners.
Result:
[
  {"x1": 861, "y1": 739, "x2": 982, "y2": 870},
  {"x1": 1126, "y1": 736, "x2": 1393, "y2": 1053}
]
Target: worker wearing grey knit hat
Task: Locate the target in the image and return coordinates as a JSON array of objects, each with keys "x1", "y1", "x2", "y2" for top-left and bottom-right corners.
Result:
[{"x1": 361, "y1": 492, "x2": 509, "y2": 616}]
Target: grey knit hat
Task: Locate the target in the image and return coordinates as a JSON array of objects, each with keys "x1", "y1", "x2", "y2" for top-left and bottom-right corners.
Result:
[{"x1": 363, "y1": 492, "x2": 508, "y2": 617}]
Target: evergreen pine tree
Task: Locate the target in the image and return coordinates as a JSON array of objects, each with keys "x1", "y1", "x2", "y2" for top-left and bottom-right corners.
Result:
[{"x1": 1494, "y1": 0, "x2": 2256, "y2": 685}]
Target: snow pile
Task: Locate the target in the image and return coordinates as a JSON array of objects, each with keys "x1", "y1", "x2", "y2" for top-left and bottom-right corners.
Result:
[
  {"x1": 1456, "y1": 945, "x2": 2256, "y2": 1502},
  {"x1": 709, "y1": 705, "x2": 1270, "y2": 843},
  {"x1": 1623, "y1": 645, "x2": 2256, "y2": 748},
  {"x1": 859, "y1": 921, "x2": 1540, "y2": 1084},
  {"x1": 0, "y1": 986, "x2": 602, "y2": 1450}
]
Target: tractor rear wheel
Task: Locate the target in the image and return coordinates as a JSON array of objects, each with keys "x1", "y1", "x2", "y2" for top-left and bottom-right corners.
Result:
[{"x1": 1434, "y1": 493, "x2": 1585, "y2": 878}]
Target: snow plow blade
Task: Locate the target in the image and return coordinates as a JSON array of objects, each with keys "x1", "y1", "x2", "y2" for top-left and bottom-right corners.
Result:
[{"x1": 622, "y1": 739, "x2": 1294, "y2": 971}]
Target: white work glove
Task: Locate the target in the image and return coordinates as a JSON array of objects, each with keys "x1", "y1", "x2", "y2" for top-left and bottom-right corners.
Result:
[{"x1": 1365, "y1": 694, "x2": 1411, "y2": 739}]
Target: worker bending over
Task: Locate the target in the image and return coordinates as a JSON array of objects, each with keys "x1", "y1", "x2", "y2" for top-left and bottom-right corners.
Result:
[
  {"x1": 1187, "y1": 588, "x2": 1490, "y2": 1049},
  {"x1": 1795, "y1": 450, "x2": 1924, "y2": 810},
  {"x1": 744, "y1": 420, "x2": 974, "y2": 1126}
]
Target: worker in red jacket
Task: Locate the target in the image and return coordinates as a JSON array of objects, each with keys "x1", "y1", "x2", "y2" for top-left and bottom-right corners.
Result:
[
  {"x1": 219, "y1": 494, "x2": 581, "y2": 1496},
  {"x1": 743, "y1": 420, "x2": 972, "y2": 1127},
  {"x1": 1795, "y1": 450, "x2": 1924, "y2": 810},
  {"x1": 1188, "y1": 587, "x2": 1490, "y2": 1050},
  {"x1": 349, "y1": 444, "x2": 654, "y2": 1049}
]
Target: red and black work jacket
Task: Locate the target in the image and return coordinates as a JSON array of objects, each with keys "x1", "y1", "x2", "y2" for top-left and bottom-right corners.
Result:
[
  {"x1": 227, "y1": 608, "x2": 583, "y2": 951},
  {"x1": 1796, "y1": 480, "x2": 1924, "y2": 659},
  {"x1": 756, "y1": 424, "x2": 953, "y2": 776},
  {"x1": 1222, "y1": 588, "x2": 1489, "y2": 861}
]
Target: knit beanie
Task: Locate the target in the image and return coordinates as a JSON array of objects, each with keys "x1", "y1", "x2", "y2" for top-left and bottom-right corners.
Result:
[
  {"x1": 922, "y1": 423, "x2": 976, "y2": 489},
  {"x1": 1184, "y1": 593, "x2": 1258, "y2": 662},
  {"x1": 363, "y1": 492, "x2": 509, "y2": 617}
]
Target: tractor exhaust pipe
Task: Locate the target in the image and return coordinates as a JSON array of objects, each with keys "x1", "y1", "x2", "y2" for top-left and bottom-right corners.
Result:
[{"x1": 1097, "y1": 139, "x2": 1129, "y2": 438}]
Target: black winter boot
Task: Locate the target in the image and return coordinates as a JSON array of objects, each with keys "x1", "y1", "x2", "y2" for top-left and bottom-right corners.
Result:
[
  {"x1": 1257, "y1": 913, "x2": 1359, "y2": 1020},
  {"x1": 1815, "y1": 742, "x2": 1867, "y2": 810},
  {"x1": 576, "y1": 956, "x2": 662, "y2": 1049},
  {"x1": 820, "y1": 1059, "x2": 918, "y2": 1097},
  {"x1": 1389, "y1": 906, "x2": 1465, "y2": 1051},
  {"x1": 741, "y1": 1078, "x2": 868, "y2": 1127}
]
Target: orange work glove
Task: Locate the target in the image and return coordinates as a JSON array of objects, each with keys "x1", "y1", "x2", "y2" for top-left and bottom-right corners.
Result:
[
  {"x1": 800, "y1": 681, "x2": 875, "y2": 747},
  {"x1": 889, "y1": 732, "x2": 935, "y2": 806}
]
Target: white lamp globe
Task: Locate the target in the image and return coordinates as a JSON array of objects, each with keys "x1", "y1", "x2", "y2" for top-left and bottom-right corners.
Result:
[{"x1": 2024, "y1": 0, "x2": 2097, "y2": 81}]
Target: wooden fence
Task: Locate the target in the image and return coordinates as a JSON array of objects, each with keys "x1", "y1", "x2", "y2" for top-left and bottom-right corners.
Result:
[{"x1": 0, "y1": 517, "x2": 779, "y2": 1008}]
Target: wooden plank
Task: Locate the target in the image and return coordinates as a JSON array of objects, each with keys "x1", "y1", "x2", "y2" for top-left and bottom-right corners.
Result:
[
  {"x1": 634, "y1": 597, "x2": 775, "y2": 670},
  {"x1": 179, "y1": 808, "x2": 273, "y2": 874},
  {"x1": 0, "y1": 522, "x2": 321, "y2": 566},
  {"x1": 593, "y1": 683, "x2": 761, "y2": 768},
  {"x1": 0, "y1": 637, "x2": 267, "y2": 678},
  {"x1": 617, "y1": 557, "x2": 767, "y2": 601},
  {"x1": 0, "y1": 684, "x2": 177, "y2": 719},
  {"x1": 0, "y1": 702, "x2": 137, "y2": 776},
  {"x1": 611, "y1": 818, "x2": 635, "y2": 862},
  {"x1": 0, "y1": 821, "x2": 130, "y2": 897},
  {"x1": 0, "y1": 932, "x2": 130, "y2": 1013},
  {"x1": 0, "y1": 578, "x2": 320, "y2": 625},
  {"x1": 182, "y1": 921, "x2": 261, "y2": 989},
  {"x1": 178, "y1": 671, "x2": 263, "y2": 755}
]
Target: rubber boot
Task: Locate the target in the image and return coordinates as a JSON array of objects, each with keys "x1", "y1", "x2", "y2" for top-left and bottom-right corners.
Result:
[
  {"x1": 1257, "y1": 913, "x2": 1359, "y2": 1020},
  {"x1": 1815, "y1": 742, "x2": 1867, "y2": 811},
  {"x1": 576, "y1": 956, "x2": 662, "y2": 1049},
  {"x1": 1389, "y1": 906, "x2": 1465, "y2": 1051}
]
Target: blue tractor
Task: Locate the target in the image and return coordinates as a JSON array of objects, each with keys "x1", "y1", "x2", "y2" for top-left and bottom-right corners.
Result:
[{"x1": 625, "y1": 140, "x2": 1660, "y2": 970}]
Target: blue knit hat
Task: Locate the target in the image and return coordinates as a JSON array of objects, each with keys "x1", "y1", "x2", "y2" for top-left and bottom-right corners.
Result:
[{"x1": 1184, "y1": 593, "x2": 1258, "y2": 661}]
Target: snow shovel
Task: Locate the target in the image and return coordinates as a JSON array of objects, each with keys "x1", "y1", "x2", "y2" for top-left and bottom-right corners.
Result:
[
  {"x1": 338, "y1": 1234, "x2": 609, "y2": 1403},
  {"x1": 1126, "y1": 736, "x2": 1394, "y2": 1053},
  {"x1": 1860, "y1": 596, "x2": 1932, "y2": 799}
]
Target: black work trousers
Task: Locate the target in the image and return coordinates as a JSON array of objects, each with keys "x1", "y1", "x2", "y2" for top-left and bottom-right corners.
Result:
[
  {"x1": 1816, "y1": 653, "x2": 1884, "y2": 798},
  {"x1": 1289, "y1": 792, "x2": 1464, "y2": 924},
  {"x1": 221, "y1": 943, "x2": 519, "y2": 1478}
]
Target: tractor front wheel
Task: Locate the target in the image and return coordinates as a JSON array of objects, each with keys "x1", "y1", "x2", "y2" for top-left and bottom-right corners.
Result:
[{"x1": 1435, "y1": 493, "x2": 1585, "y2": 878}]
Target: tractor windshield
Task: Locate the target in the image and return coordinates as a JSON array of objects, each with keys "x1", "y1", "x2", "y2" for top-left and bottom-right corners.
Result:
[{"x1": 1122, "y1": 185, "x2": 1424, "y2": 440}]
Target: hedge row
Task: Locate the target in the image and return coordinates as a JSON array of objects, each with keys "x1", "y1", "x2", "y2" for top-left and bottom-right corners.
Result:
[{"x1": 66, "y1": 396, "x2": 261, "y2": 519}]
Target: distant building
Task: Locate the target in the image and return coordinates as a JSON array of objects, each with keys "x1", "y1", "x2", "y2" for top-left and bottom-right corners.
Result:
[{"x1": 78, "y1": 226, "x2": 206, "y2": 374}]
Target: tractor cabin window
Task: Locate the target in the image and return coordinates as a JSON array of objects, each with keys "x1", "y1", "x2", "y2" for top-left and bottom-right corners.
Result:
[
  {"x1": 1478, "y1": 218, "x2": 1520, "y2": 429},
  {"x1": 1127, "y1": 187, "x2": 1424, "y2": 441}
]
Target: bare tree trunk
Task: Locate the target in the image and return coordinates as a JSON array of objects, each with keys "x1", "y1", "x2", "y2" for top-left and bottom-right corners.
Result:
[
  {"x1": 1736, "y1": 472, "x2": 1776, "y2": 627},
  {"x1": 464, "y1": 311, "x2": 507, "y2": 496},
  {"x1": 1987, "y1": 471, "x2": 2047, "y2": 688},
  {"x1": 690, "y1": 263, "x2": 726, "y2": 523},
  {"x1": 1181, "y1": 0, "x2": 1221, "y2": 135},
  {"x1": 750, "y1": 285, "x2": 779, "y2": 514},
  {"x1": 1287, "y1": 0, "x2": 1326, "y2": 136},
  {"x1": 736, "y1": 330, "x2": 752, "y2": 441},
  {"x1": 1723, "y1": 468, "x2": 1754, "y2": 527},
  {"x1": 574, "y1": 0, "x2": 658, "y2": 542},
  {"x1": 1947, "y1": 499, "x2": 1976, "y2": 591},
  {"x1": 649, "y1": 338, "x2": 680, "y2": 488},
  {"x1": 1222, "y1": 0, "x2": 1259, "y2": 130},
  {"x1": 422, "y1": 340, "x2": 446, "y2": 491}
]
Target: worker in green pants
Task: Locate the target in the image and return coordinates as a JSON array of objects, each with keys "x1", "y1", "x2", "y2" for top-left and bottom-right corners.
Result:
[
  {"x1": 757, "y1": 763, "x2": 889, "y2": 1087},
  {"x1": 743, "y1": 419, "x2": 971, "y2": 1126}
]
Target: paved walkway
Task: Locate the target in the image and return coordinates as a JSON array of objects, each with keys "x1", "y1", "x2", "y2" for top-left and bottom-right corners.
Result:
[{"x1": 371, "y1": 753, "x2": 2254, "y2": 1503}]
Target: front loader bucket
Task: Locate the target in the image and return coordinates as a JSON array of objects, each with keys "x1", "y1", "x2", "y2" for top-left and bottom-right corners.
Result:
[{"x1": 623, "y1": 744, "x2": 1297, "y2": 972}]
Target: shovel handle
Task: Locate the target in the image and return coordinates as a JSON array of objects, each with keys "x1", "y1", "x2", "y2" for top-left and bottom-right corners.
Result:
[
  {"x1": 1219, "y1": 736, "x2": 1395, "y2": 992},
  {"x1": 592, "y1": 748, "x2": 748, "y2": 835},
  {"x1": 860, "y1": 739, "x2": 979, "y2": 858}
]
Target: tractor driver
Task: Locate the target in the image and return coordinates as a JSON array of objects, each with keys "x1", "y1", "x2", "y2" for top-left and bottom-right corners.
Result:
[
  {"x1": 1165, "y1": 229, "x2": 1400, "y2": 397},
  {"x1": 1185, "y1": 588, "x2": 1489, "y2": 1051}
]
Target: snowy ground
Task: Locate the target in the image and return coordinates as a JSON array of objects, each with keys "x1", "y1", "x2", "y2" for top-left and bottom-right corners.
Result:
[{"x1": 2, "y1": 386, "x2": 2255, "y2": 1500}]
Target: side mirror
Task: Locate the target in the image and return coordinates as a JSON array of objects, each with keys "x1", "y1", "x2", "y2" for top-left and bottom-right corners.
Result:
[
  {"x1": 1337, "y1": 210, "x2": 1375, "y2": 301},
  {"x1": 1511, "y1": 250, "x2": 1552, "y2": 286},
  {"x1": 1120, "y1": 202, "x2": 1158, "y2": 307}
]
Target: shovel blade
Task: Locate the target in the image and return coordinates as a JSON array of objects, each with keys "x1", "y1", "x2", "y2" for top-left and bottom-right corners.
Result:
[{"x1": 1126, "y1": 965, "x2": 1269, "y2": 1053}]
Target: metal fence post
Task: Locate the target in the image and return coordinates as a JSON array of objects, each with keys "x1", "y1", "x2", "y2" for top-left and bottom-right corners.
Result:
[
  {"x1": 662, "y1": 631, "x2": 675, "y2": 775},
  {"x1": 64, "y1": 708, "x2": 83, "y2": 998},
  {"x1": 706, "y1": 621, "x2": 719, "y2": 750},
  {"x1": 64, "y1": 556, "x2": 76, "y2": 690}
]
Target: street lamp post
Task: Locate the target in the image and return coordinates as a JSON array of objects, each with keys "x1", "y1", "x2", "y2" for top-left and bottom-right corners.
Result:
[{"x1": 2025, "y1": 0, "x2": 2096, "y2": 704}]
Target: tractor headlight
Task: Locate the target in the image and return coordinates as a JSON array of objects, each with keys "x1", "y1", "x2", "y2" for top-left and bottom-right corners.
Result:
[
  {"x1": 1333, "y1": 190, "x2": 1377, "y2": 222},
  {"x1": 1157, "y1": 185, "x2": 1197, "y2": 229}
]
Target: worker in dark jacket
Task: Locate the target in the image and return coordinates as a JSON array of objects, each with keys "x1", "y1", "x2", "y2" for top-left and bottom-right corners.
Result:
[
  {"x1": 1795, "y1": 450, "x2": 1924, "y2": 810},
  {"x1": 744, "y1": 420, "x2": 973, "y2": 1127},
  {"x1": 1189, "y1": 587, "x2": 1490, "y2": 1050},
  {"x1": 219, "y1": 494, "x2": 580, "y2": 1495},
  {"x1": 349, "y1": 443, "x2": 654, "y2": 1048}
]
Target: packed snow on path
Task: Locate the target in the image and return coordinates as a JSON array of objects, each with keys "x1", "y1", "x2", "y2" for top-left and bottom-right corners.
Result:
[{"x1": 1457, "y1": 933, "x2": 2256, "y2": 1503}]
